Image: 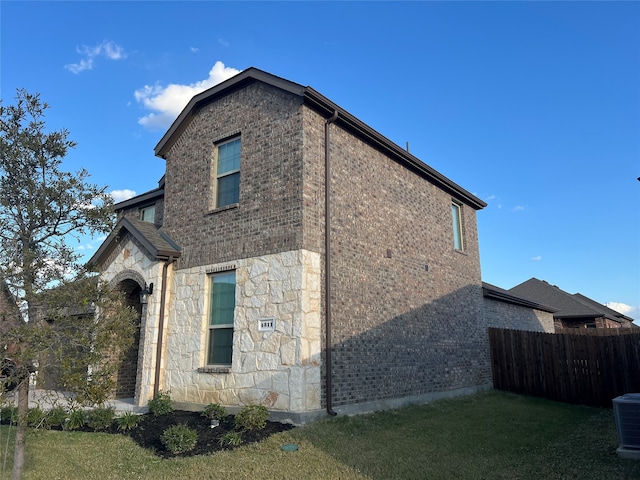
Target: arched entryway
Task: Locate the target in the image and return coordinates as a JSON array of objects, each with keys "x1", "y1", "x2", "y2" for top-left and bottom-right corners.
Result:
[{"x1": 113, "y1": 278, "x2": 143, "y2": 399}]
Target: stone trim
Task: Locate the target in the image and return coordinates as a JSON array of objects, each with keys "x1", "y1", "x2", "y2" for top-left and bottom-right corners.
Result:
[
  {"x1": 197, "y1": 366, "x2": 231, "y2": 374},
  {"x1": 109, "y1": 269, "x2": 146, "y2": 289}
]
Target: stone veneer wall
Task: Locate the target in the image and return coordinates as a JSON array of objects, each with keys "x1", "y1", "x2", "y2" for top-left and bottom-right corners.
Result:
[
  {"x1": 163, "y1": 249, "x2": 322, "y2": 414},
  {"x1": 483, "y1": 297, "x2": 554, "y2": 333},
  {"x1": 99, "y1": 236, "x2": 167, "y2": 406}
]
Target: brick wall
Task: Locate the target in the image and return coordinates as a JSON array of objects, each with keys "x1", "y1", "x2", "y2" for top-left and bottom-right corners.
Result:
[
  {"x1": 301, "y1": 108, "x2": 490, "y2": 407},
  {"x1": 162, "y1": 83, "x2": 306, "y2": 270},
  {"x1": 157, "y1": 81, "x2": 490, "y2": 411},
  {"x1": 483, "y1": 297, "x2": 554, "y2": 333}
]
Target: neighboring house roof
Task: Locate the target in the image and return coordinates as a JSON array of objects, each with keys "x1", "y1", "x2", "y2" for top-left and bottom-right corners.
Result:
[
  {"x1": 509, "y1": 278, "x2": 630, "y2": 324},
  {"x1": 482, "y1": 282, "x2": 556, "y2": 313},
  {"x1": 88, "y1": 216, "x2": 180, "y2": 267},
  {"x1": 572, "y1": 293, "x2": 634, "y2": 323},
  {"x1": 154, "y1": 67, "x2": 487, "y2": 211}
]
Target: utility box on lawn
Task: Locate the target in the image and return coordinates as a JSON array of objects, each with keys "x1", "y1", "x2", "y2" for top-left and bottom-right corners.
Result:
[{"x1": 613, "y1": 393, "x2": 640, "y2": 460}]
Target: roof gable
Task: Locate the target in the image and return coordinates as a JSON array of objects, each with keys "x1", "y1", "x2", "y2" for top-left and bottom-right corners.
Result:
[
  {"x1": 154, "y1": 67, "x2": 487, "y2": 211},
  {"x1": 88, "y1": 216, "x2": 180, "y2": 268},
  {"x1": 509, "y1": 278, "x2": 629, "y2": 323}
]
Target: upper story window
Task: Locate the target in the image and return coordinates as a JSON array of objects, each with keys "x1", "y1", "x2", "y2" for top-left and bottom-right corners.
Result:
[
  {"x1": 451, "y1": 201, "x2": 464, "y2": 252},
  {"x1": 214, "y1": 137, "x2": 241, "y2": 208},
  {"x1": 207, "y1": 270, "x2": 236, "y2": 366},
  {"x1": 140, "y1": 204, "x2": 156, "y2": 223}
]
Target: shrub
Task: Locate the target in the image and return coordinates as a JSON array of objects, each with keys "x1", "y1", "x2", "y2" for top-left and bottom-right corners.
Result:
[
  {"x1": 43, "y1": 406, "x2": 68, "y2": 429},
  {"x1": 65, "y1": 409, "x2": 86, "y2": 430},
  {"x1": 148, "y1": 390, "x2": 174, "y2": 416},
  {"x1": 235, "y1": 404, "x2": 269, "y2": 431},
  {"x1": 85, "y1": 406, "x2": 115, "y2": 431},
  {"x1": 219, "y1": 431, "x2": 243, "y2": 447},
  {"x1": 0, "y1": 405, "x2": 17, "y2": 424},
  {"x1": 26, "y1": 406, "x2": 46, "y2": 428},
  {"x1": 160, "y1": 423, "x2": 198, "y2": 454},
  {"x1": 116, "y1": 411, "x2": 141, "y2": 431},
  {"x1": 202, "y1": 403, "x2": 226, "y2": 421}
]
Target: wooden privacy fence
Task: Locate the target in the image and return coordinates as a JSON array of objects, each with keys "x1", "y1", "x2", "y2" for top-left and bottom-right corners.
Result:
[{"x1": 488, "y1": 327, "x2": 640, "y2": 408}]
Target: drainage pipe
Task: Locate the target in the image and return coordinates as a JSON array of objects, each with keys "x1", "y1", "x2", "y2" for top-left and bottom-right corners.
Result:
[
  {"x1": 325, "y1": 109, "x2": 339, "y2": 416},
  {"x1": 153, "y1": 255, "x2": 175, "y2": 397}
]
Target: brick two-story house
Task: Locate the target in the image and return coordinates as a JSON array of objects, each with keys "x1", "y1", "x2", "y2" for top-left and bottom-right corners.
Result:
[{"x1": 90, "y1": 68, "x2": 492, "y2": 422}]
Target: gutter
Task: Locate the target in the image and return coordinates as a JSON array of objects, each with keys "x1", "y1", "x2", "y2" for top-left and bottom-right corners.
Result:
[
  {"x1": 153, "y1": 255, "x2": 176, "y2": 397},
  {"x1": 325, "y1": 109, "x2": 339, "y2": 416}
]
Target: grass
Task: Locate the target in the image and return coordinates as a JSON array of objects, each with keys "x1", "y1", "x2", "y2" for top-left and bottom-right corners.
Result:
[{"x1": 1, "y1": 391, "x2": 639, "y2": 479}]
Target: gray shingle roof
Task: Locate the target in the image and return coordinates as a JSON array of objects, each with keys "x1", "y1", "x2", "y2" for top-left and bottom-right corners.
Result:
[
  {"x1": 88, "y1": 216, "x2": 180, "y2": 268},
  {"x1": 482, "y1": 281, "x2": 556, "y2": 312},
  {"x1": 572, "y1": 293, "x2": 633, "y2": 323},
  {"x1": 509, "y1": 278, "x2": 628, "y2": 323}
]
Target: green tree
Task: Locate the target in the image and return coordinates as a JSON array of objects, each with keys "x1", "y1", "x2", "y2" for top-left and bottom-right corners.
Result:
[{"x1": 0, "y1": 89, "x2": 137, "y2": 479}]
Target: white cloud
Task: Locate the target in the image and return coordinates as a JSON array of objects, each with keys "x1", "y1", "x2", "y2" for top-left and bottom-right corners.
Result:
[
  {"x1": 110, "y1": 189, "x2": 136, "y2": 202},
  {"x1": 134, "y1": 61, "x2": 241, "y2": 130},
  {"x1": 65, "y1": 40, "x2": 127, "y2": 74},
  {"x1": 190, "y1": 46, "x2": 200, "y2": 53},
  {"x1": 76, "y1": 235, "x2": 107, "y2": 254},
  {"x1": 530, "y1": 256, "x2": 542, "y2": 261},
  {"x1": 512, "y1": 205, "x2": 525, "y2": 212},
  {"x1": 66, "y1": 58, "x2": 94, "y2": 74},
  {"x1": 218, "y1": 38, "x2": 230, "y2": 48},
  {"x1": 605, "y1": 302, "x2": 640, "y2": 320}
]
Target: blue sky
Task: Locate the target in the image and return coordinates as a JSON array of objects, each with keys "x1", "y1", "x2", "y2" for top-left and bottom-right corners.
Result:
[{"x1": 2, "y1": 1, "x2": 639, "y2": 319}]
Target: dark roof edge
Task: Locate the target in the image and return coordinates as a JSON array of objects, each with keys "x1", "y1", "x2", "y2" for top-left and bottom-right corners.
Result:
[
  {"x1": 303, "y1": 87, "x2": 486, "y2": 210},
  {"x1": 482, "y1": 282, "x2": 557, "y2": 313},
  {"x1": 158, "y1": 230, "x2": 181, "y2": 254},
  {"x1": 87, "y1": 217, "x2": 180, "y2": 268},
  {"x1": 155, "y1": 67, "x2": 486, "y2": 210},
  {"x1": 114, "y1": 187, "x2": 164, "y2": 211},
  {"x1": 155, "y1": 68, "x2": 304, "y2": 158}
]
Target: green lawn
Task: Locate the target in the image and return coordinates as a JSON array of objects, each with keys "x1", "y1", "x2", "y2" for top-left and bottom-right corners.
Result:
[{"x1": 1, "y1": 391, "x2": 639, "y2": 480}]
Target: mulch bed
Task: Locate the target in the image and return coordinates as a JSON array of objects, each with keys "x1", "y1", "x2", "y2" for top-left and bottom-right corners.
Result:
[
  {"x1": 0, "y1": 409, "x2": 294, "y2": 459},
  {"x1": 126, "y1": 410, "x2": 294, "y2": 458}
]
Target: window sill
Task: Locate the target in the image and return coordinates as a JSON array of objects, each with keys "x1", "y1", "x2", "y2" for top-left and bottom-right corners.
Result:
[
  {"x1": 197, "y1": 366, "x2": 231, "y2": 374},
  {"x1": 207, "y1": 203, "x2": 238, "y2": 215}
]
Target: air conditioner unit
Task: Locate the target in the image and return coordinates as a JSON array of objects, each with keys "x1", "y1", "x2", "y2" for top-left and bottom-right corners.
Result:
[{"x1": 613, "y1": 393, "x2": 640, "y2": 450}]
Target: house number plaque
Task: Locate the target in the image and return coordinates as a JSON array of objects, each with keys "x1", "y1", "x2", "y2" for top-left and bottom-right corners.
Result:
[{"x1": 258, "y1": 318, "x2": 275, "y2": 332}]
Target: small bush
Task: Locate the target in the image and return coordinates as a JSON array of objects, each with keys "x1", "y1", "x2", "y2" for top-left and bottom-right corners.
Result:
[
  {"x1": 26, "y1": 406, "x2": 46, "y2": 428},
  {"x1": 235, "y1": 404, "x2": 269, "y2": 431},
  {"x1": 65, "y1": 409, "x2": 85, "y2": 430},
  {"x1": 148, "y1": 390, "x2": 174, "y2": 416},
  {"x1": 219, "y1": 431, "x2": 242, "y2": 447},
  {"x1": 116, "y1": 411, "x2": 141, "y2": 431},
  {"x1": 0, "y1": 405, "x2": 17, "y2": 424},
  {"x1": 43, "y1": 406, "x2": 68, "y2": 429},
  {"x1": 160, "y1": 423, "x2": 198, "y2": 454},
  {"x1": 202, "y1": 403, "x2": 226, "y2": 421},
  {"x1": 85, "y1": 406, "x2": 115, "y2": 431}
]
